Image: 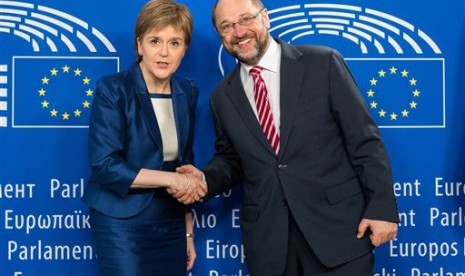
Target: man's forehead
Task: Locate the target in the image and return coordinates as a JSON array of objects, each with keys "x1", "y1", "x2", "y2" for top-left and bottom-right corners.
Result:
[{"x1": 215, "y1": 0, "x2": 255, "y2": 20}]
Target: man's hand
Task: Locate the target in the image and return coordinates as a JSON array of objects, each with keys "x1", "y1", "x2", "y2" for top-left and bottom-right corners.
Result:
[
  {"x1": 167, "y1": 165, "x2": 207, "y2": 204},
  {"x1": 357, "y1": 218, "x2": 398, "y2": 247}
]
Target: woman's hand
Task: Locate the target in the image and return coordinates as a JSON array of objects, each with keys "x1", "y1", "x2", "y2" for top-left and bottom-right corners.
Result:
[{"x1": 186, "y1": 234, "x2": 196, "y2": 270}]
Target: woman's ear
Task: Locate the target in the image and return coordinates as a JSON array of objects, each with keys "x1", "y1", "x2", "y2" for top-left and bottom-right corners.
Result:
[{"x1": 136, "y1": 37, "x2": 142, "y2": 56}]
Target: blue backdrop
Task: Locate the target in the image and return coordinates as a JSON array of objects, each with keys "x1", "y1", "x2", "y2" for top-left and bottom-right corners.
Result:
[{"x1": 1, "y1": 0, "x2": 464, "y2": 275}]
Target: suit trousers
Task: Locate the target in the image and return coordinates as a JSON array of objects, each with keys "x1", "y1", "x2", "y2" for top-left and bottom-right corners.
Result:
[{"x1": 281, "y1": 214, "x2": 374, "y2": 276}]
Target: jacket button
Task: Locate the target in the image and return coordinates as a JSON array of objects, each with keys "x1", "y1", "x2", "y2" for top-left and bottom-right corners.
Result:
[{"x1": 278, "y1": 164, "x2": 287, "y2": 169}]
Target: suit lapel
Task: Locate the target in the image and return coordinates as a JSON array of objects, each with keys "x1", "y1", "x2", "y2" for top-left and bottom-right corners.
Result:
[
  {"x1": 131, "y1": 64, "x2": 163, "y2": 150},
  {"x1": 278, "y1": 41, "x2": 305, "y2": 157},
  {"x1": 226, "y1": 41, "x2": 305, "y2": 157},
  {"x1": 171, "y1": 77, "x2": 189, "y2": 158},
  {"x1": 226, "y1": 65, "x2": 277, "y2": 156}
]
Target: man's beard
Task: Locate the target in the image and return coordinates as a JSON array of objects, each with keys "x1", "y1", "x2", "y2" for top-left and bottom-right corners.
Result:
[{"x1": 229, "y1": 33, "x2": 269, "y2": 66}]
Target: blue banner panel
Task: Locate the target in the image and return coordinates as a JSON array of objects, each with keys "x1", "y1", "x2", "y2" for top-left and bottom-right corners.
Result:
[{"x1": 1, "y1": 0, "x2": 464, "y2": 275}]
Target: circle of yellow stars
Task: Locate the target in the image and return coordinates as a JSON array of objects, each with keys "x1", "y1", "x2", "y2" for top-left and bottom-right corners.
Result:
[
  {"x1": 366, "y1": 66, "x2": 421, "y2": 121},
  {"x1": 37, "y1": 65, "x2": 93, "y2": 120}
]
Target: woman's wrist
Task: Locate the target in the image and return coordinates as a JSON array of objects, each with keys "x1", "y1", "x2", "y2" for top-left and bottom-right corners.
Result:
[
  {"x1": 174, "y1": 172, "x2": 190, "y2": 189},
  {"x1": 183, "y1": 174, "x2": 191, "y2": 189}
]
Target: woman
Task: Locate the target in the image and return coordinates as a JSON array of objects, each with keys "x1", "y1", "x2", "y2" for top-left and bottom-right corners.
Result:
[{"x1": 82, "y1": 0, "x2": 203, "y2": 274}]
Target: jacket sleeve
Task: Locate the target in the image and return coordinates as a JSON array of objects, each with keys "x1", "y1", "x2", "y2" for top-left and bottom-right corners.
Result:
[
  {"x1": 202, "y1": 92, "x2": 243, "y2": 199},
  {"x1": 88, "y1": 77, "x2": 139, "y2": 197},
  {"x1": 328, "y1": 49, "x2": 399, "y2": 222}
]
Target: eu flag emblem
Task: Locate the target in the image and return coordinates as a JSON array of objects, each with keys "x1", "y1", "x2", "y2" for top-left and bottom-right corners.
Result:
[
  {"x1": 347, "y1": 59, "x2": 444, "y2": 128},
  {"x1": 13, "y1": 57, "x2": 118, "y2": 128}
]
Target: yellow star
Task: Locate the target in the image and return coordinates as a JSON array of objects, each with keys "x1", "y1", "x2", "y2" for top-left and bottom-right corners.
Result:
[
  {"x1": 369, "y1": 78, "x2": 378, "y2": 86},
  {"x1": 74, "y1": 109, "x2": 82, "y2": 117},
  {"x1": 41, "y1": 100, "x2": 49, "y2": 108},
  {"x1": 38, "y1": 88, "x2": 46, "y2": 96},
  {"x1": 62, "y1": 65, "x2": 70, "y2": 73},
  {"x1": 413, "y1": 89, "x2": 421, "y2": 97},
  {"x1": 62, "y1": 112, "x2": 70, "y2": 120},
  {"x1": 83, "y1": 77, "x2": 91, "y2": 85},
  {"x1": 390, "y1": 113, "x2": 398, "y2": 120},
  {"x1": 370, "y1": 101, "x2": 378, "y2": 109},
  {"x1": 378, "y1": 69, "x2": 386, "y2": 77},
  {"x1": 379, "y1": 110, "x2": 386, "y2": 117},
  {"x1": 401, "y1": 69, "x2": 409, "y2": 77},
  {"x1": 367, "y1": 89, "x2": 375, "y2": 97},
  {"x1": 86, "y1": 88, "x2": 94, "y2": 96},
  {"x1": 41, "y1": 76, "x2": 50, "y2": 85},
  {"x1": 74, "y1": 68, "x2": 82, "y2": 76},
  {"x1": 389, "y1": 66, "x2": 397, "y2": 74},
  {"x1": 409, "y1": 78, "x2": 417, "y2": 86},
  {"x1": 50, "y1": 109, "x2": 58, "y2": 117},
  {"x1": 83, "y1": 100, "x2": 91, "y2": 108},
  {"x1": 50, "y1": 68, "x2": 59, "y2": 76},
  {"x1": 410, "y1": 101, "x2": 418, "y2": 109},
  {"x1": 401, "y1": 109, "x2": 409, "y2": 117}
]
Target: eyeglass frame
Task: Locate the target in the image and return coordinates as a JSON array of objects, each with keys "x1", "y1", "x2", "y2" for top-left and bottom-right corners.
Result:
[{"x1": 217, "y1": 8, "x2": 265, "y2": 35}]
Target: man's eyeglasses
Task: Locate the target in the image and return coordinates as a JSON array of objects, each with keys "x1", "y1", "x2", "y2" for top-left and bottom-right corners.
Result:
[{"x1": 217, "y1": 8, "x2": 264, "y2": 35}]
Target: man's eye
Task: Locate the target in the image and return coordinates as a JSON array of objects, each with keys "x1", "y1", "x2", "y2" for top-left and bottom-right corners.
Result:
[{"x1": 239, "y1": 17, "x2": 251, "y2": 25}]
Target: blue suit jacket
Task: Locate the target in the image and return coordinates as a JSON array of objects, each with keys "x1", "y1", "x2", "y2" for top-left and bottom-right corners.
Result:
[{"x1": 82, "y1": 62, "x2": 199, "y2": 218}]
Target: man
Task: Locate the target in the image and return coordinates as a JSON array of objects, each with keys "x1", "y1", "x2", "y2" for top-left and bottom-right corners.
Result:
[{"x1": 173, "y1": 0, "x2": 399, "y2": 274}]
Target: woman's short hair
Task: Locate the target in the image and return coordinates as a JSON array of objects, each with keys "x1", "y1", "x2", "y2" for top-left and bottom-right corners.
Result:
[{"x1": 134, "y1": 0, "x2": 193, "y2": 61}]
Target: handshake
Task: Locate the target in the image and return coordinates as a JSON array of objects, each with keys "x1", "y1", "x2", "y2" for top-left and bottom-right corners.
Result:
[{"x1": 167, "y1": 165, "x2": 208, "y2": 205}]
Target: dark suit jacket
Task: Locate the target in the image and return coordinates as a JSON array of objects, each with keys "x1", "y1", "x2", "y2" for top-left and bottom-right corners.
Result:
[
  {"x1": 203, "y1": 39, "x2": 399, "y2": 275},
  {"x1": 82, "y1": 62, "x2": 198, "y2": 218}
]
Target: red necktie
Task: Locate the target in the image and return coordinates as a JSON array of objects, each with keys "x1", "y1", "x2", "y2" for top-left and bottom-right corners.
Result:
[{"x1": 249, "y1": 66, "x2": 280, "y2": 155}]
